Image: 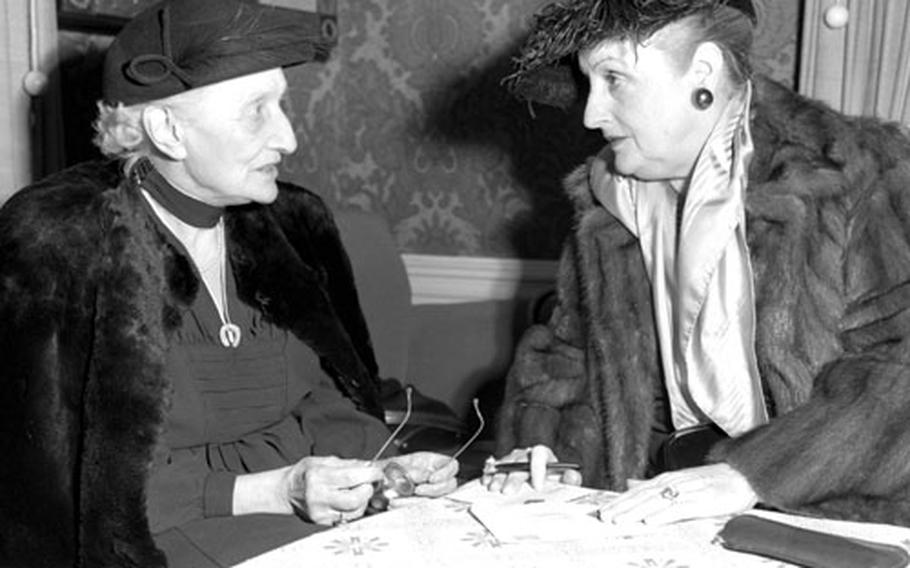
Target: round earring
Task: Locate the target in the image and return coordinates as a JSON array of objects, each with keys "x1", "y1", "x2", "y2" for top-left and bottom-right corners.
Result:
[{"x1": 692, "y1": 88, "x2": 714, "y2": 110}]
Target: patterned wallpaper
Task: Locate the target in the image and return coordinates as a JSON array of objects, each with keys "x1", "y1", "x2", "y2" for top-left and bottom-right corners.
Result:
[
  {"x1": 280, "y1": 0, "x2": 801, "y2": 259},
  {"x1": 55, "y1": 0, "x2": 801, "y2": 259}
]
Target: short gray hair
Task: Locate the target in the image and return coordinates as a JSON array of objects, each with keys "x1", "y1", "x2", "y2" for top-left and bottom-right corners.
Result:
[
  {"x1": 92, "y1": 101, "x2": 151, "y2": 174},
  {"x1": 92, "y1": 89, "x2": 203, "y2": 174}
]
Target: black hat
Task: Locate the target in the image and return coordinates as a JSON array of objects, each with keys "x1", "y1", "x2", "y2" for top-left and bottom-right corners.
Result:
[
  {"x1": 103, "y1": 0, "x2": 330, "y2": 105},
  {"x1": 506, "y1": 0, "x2": 757, "y2": 109}
]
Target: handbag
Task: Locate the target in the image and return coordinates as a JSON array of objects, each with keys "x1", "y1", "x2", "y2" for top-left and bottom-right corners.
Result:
[{"x1": 718, "y1": 514, "x2": 910, "y2": 568}]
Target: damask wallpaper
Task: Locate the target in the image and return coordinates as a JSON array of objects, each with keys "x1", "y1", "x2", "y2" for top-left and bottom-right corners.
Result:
[
  {"x1": 280, "y1": 0, "x2": 801, "y2": 259},
  {"x1": 54, "y1": 0, "x2": 801, "y2": 259}
]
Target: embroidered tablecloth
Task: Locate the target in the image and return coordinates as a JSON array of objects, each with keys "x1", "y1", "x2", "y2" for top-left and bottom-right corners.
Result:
[{"x1": 235, "y1": 481, "x2": 910, "y2": 568}]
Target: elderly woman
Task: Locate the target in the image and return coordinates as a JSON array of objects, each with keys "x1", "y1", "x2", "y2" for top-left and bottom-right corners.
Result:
[
  {"x1": 0, "y1": 1, "x2": 456, "y2": 566},
  {"x1": 489, "y1": 0, "x2": 910, "y2": 528}
]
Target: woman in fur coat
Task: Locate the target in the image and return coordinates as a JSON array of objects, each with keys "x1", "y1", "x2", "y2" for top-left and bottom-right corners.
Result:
[
  {"x1": 489, "y1": 0, "x2": 910, "y2": 528},
  {"x1": 0, "y1": 1, "x2": 457, "y2": 566}
]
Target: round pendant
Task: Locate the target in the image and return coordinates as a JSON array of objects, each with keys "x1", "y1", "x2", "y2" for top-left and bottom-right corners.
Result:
[{"x1": 219, "y1": 322, "x2": 242, "y2": 348}]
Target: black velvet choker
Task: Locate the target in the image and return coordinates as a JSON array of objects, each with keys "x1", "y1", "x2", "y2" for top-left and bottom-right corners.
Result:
[{"x1": 132, "y1": 158, "x2": 223, "y2": 228}]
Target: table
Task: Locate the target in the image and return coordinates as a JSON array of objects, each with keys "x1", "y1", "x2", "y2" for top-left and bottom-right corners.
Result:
[{"x1": 235, "y1": 481, "x2": 910, "y2": 568}]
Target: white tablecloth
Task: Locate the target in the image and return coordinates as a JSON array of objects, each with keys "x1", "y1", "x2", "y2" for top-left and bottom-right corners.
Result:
[{"x1": 235, "y1": 481, "x2": 910, "y2": 568}]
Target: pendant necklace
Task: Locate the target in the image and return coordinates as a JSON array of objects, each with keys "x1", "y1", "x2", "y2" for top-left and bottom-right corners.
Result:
[
  {"x1": 216, "y1": 218, "x2": 242, "y2": 348},
  {"x1": 132, "y1": 159, "x2": 237, "y2": 347}
]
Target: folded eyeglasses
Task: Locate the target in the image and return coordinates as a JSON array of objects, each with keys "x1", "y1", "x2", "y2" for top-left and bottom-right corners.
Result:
[{"x1": 368, "y1": 387, "x2": 484, "y2": 511}]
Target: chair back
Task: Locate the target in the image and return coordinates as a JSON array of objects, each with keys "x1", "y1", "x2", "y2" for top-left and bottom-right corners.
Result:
[{"x1": 334, "y1": 209, "x2": 412, "y2": 382}]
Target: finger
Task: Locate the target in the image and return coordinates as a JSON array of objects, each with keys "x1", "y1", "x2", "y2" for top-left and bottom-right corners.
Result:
[
  {"x1": 597, "y1": 482, "x2": 666, "y2": 522},
  {"x1": 600, "y1": 491, "x2": 657, "y2": 519},
  {"x1": 561, "y1": 469, "x2": 583, "y2": 486},
  {"x1": 529, "y1": 444, "x2": 554, "y2": 490},
  {"x1": 601, "y1": 491, "x2": 671, "y2": 525},
  {"x1": 500, "y1": 447, "x2": 531, "y2": 463},
  {"x1": 480, "y1": 472, "x2": 493, "y2": 489},
  {"x1": 392, "y1": 465, "x2": 430, "y2": 486},
  {"x1": 613, "y1": 491, "x2": 675, "y2": 524},
  {"x1": 414, "y1": 477, "x2": 458, "y2": 497},
  {"x1": 426, "y1": 452, "x2": 458, "y2": 469},
  {"x1": 485, "y1": 472, "x2": 509, "y2": 493},
  {"x1": 342, "y1": 499, "x2": 372, "y2": 522},
  {"x1": 327, "y1": 480, "x2": 376, "y2": 513},
  {"x1": 482, "y1": 447, "x2": 532, "y2": 482},
  {"x1": 309, "y1": 504, "x2": 341, "y2": 526},
  {"x1": 387, "y1": 452, "x2": 424, "y2": 470},
  {"x1": 324, "y1": 464, "x2": 384, "y2": 489},
  {"x1": 501, "y1": 471, "x2": 529, "y2": 495},
  {"x1": 640, "y1": 501, "x2": 694, "y2": 526},
  {"x1": 332, "y1": 457, "x2": 373, "y2": 467},
  {"x1": 385, "y1": 454, "x2": 451, "y2": 484},
  {"x1": 635, "y1": 484, "x2": 716, "y2": 526},
  {"x1": 428, "y1": 458, "x2": 459, "y2": 484},
  {"x1": 599, "y1": 473, "x2": 697, "y2": 524}
]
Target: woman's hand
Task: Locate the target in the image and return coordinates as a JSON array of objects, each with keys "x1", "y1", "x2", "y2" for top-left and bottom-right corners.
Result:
[
  {"x1": 481, "y1": 444, "x2": 582, "y2": 494},
  {"x1": 282, "y1": 456, "x2": 383, "y2": 526},
  {"x1": 597, "y1": 463, "x2": 758, "y2": 526},
  {"x1": 382, "y1": 451, "x2": 459, "y2": 498}
]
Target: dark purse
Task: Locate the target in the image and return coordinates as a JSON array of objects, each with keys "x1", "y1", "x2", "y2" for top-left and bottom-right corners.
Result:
[{"x1": 718, "y1": 514, "x2": 910, "y2": 568}]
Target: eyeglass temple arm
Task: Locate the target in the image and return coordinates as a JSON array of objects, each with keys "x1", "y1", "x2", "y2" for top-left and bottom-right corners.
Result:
[
  {"x1": 449, "y1": 398, "x2": 484, "y2": 462},
  {"x1": 371, "y1": 386, "x2": 413, "y2": 462}
]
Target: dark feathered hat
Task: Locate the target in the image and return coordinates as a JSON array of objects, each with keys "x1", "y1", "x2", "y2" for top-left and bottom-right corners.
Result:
[
  {"x1": 103, "y1": 0, "x2": 330, "y2": 105},
  {"x1": 506, "y1": 0, "x2": 756, "y2": 108}
]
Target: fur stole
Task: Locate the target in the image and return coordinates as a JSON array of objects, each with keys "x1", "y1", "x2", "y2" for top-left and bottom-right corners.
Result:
[
  {"x1": 0, "y1": 160, "x2": 381, "y2": 566},
  {"x1": 497, "y1": 75, "x2": 910, "y2": 525}
]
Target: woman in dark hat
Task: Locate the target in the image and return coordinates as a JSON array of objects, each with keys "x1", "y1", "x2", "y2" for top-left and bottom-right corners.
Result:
[
  {"x1": 489, "y1": 0, "x2": 910, "y2": 528},
  {"x1": 0, "y1": 0, "x2": 456, "y2": 566}
]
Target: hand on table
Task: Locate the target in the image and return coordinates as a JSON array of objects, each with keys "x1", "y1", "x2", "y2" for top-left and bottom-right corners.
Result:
[
  {"x1": 381, "y1": 451, "x2": 459, "y2": 498},
  {"x1": 284, "y1": 456, "x2": 383, "y2": 526},
  {"x1": 481, "y1": 444, "x2": 583, "y2": 494},
  {"x1": 597, "y1": 463, "x2": 758, "y2": 526}
]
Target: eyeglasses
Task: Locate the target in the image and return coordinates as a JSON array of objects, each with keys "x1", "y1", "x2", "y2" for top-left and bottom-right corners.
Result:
[{"x1": 369, "y1": 387, "x2": 485, "y2": 507}]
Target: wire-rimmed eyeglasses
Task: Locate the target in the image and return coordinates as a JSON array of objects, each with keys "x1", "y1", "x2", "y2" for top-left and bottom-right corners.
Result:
[{"x1": 369, "y1": 387, "x2": 485, "y2": 508}]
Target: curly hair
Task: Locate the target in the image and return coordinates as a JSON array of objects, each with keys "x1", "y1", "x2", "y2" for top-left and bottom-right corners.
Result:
[
  {"x1": 92, "y1": 101, "x2": 151, "y2": 174},
  {"x1": 92, "y1": 88, "x2": 205, "y2": 174},
  {"x1": 506, "y1": 0, "x2": 755, "y2": 103}
]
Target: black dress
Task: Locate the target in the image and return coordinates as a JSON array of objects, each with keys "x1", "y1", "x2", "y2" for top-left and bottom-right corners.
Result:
[{"x1": 148, "y1": 227, "x2": 389, "y2": 566}]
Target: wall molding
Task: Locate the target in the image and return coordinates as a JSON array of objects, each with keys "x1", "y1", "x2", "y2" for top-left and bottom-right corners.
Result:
[{"x1": 402, "y1": 254, "x2": 558, "y2": 304}]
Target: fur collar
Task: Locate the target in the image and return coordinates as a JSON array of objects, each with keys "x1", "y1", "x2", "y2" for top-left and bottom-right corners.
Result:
[
  {"x1": 0, "y1": 160, "x2": 381, "y2": 566},
  {"x1": 509, "y1": 75, "x2": 910, "y2": 490}
]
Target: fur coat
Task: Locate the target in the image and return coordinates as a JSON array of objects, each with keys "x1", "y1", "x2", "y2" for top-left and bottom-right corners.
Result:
[
  {"x1": 0, "y1": 160, "x2": 384, "y2": 567},
  {"x1": 497, "y1": 76, "x2": 910, "y2": 525}
]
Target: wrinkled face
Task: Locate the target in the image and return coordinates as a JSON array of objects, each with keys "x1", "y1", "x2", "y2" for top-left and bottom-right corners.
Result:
[
  {"x1": 171, "y1": 68, "x2": 297, "y2": 206},
  {"x1": 579, "y1": 33, "x2": 707, "y2": 182}
]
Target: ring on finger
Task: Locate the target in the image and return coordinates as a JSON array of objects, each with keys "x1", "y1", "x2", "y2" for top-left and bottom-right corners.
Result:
[
  {"x1": 660, "y1": 486, "x2": 680, "y2": 502},
  {"x1": 333, "y1": 511, "x2": 347, "y2": 527}
]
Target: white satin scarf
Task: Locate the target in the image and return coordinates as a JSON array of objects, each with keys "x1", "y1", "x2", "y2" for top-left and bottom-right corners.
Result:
[{"x1": 591, "y1": 83, "x2": 768, "y2": 436}]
